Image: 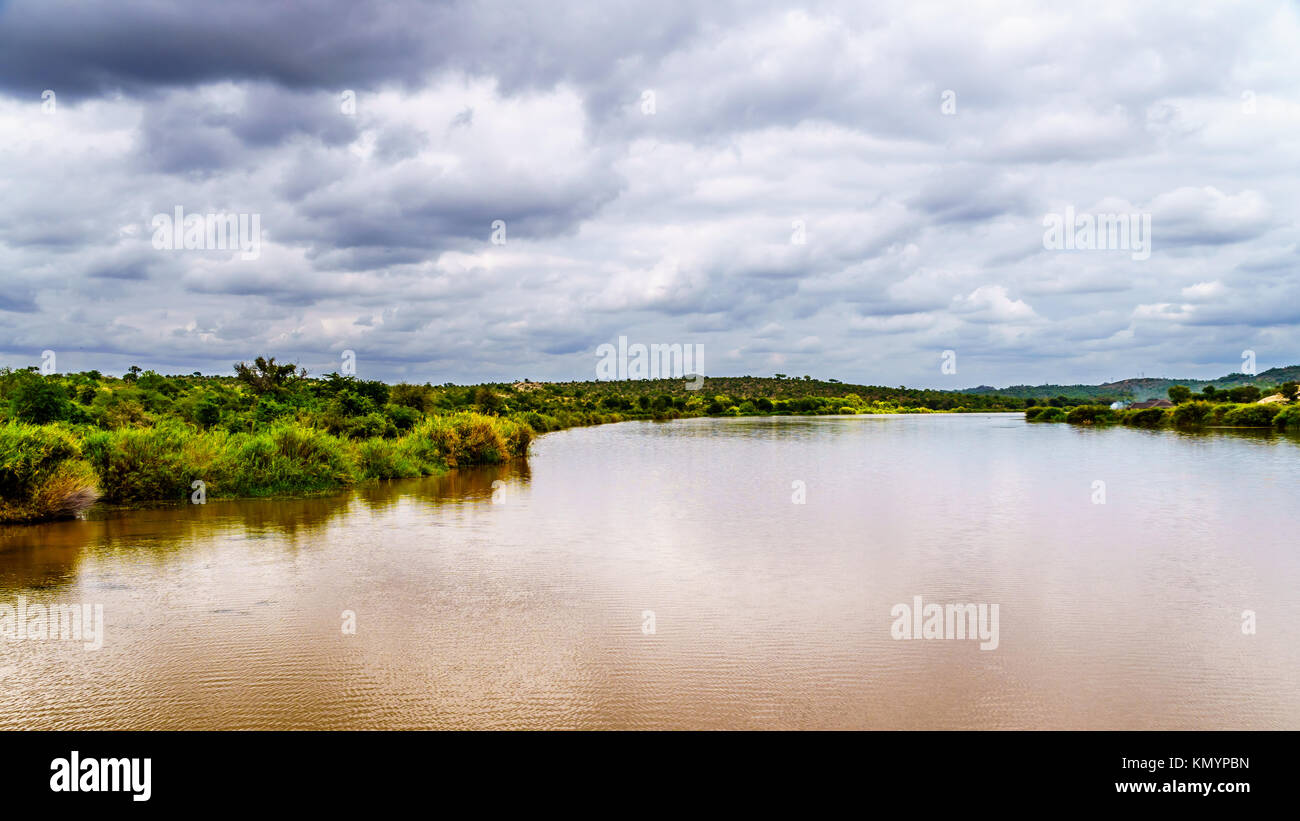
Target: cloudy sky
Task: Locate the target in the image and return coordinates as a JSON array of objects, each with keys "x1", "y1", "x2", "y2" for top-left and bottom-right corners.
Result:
[{"x1": 0, "y1": 0, "x2": 1297, "y2": 388}]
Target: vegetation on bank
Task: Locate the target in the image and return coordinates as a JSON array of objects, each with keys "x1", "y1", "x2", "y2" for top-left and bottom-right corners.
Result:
[
  {"x1": 0, "y1": 362, "x2": 1027, "y2": 523},
  {"x1": 1026, "y1": 380, "x2": 1300, "y2": 431},
  {"x1": 964, "y1": 364, "x2": 1300, "y2": 402}
]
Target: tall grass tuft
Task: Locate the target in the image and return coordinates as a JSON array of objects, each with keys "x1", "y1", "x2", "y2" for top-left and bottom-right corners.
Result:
[
  {"x1": 82, "y1": 421, "x2": 198, "y2": 502},
  {"x1": 408, "y1": 412, "x2": 529, "y2": 468},
  {"x1": 210, "y1": 424, "x2": 356, "y2": 496},
  {"x1": 355, "y1": 437, "x2": 422, "y2": 480},
  {"x1": 0, "y1": 424, "x2": 100, "y2": 522}
]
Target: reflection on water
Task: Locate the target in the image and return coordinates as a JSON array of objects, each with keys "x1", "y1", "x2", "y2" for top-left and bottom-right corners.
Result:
[{"x1": 1, "y1": 416, "x2": 1297, "y2": 729}]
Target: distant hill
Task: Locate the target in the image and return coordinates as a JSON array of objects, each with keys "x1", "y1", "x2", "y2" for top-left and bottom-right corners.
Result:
[
  {"x1": 961, "y1": 365, "x2": 1300, "y2": 401},
  {"x1": 519, "y1": 375, "x2": 1024, "y2": 410}
]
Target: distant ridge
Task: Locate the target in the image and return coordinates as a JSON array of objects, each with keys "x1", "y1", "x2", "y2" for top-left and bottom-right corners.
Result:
[{"x1": 961, "y1": 365, "x2": 1300, "y2": 401}]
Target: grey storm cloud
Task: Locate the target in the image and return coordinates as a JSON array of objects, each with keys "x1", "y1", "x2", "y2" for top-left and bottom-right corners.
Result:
[{"x1": 1, "y1": 0, "x2": 1298, "y2": 387}]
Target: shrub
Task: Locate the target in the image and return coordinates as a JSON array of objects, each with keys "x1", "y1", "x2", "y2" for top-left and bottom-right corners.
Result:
[
  {"x1": 253, "y1": 398, "x2": 292, "y2": 425},
  {"x1": 1170, "y1": 400, "x2": 1211, "y2": 428},
  {"x1": 407, "y1": 412, "x2": 530, "y2": 468},
  {"x1": 1222, "y1": 404, "x2": 1280, "y2": 427},
  {"x1": 82, "y1": 422, "x2": 199, "y2": 502},
  {"x1": 355, "y1": 438, "x2": 421, "y2": 480},
  {"x1": 389, "y1": 383, "x2": 433, "y2": 412},
  {"x1": 1272, "y1": 405, "x2": 1300, "y2": 430},
  {"x1": 1123, "y1": 407, "x2": 1169, "y2": 428},
  {"x1": 1065, "y1": 405, "x2": 1117, "y2": 425},
  {"x1": 519, "y1": 411, "x2": 560, "y2": 433},
  {"x1": 192, "y1": 395, "x2": 223, "y2": 428},
  {"x1": 493, "y1": 416, "x2": 533, "y2": 457},
  {"x1": 345, "y1": 412, "x2": 398, "y2": 440},
  {"x1": 448, "y1": 413, "x2": 509, "y2": 464},
  {"x1": 91, "y1": 392, "x2": 152, "y2": 429},
  {"x1": 7, "y1": 376, "x2": 74, "y2": 424},
  {"x1": 0, "y1": 424, "x2": 100, "y2": 522},
  {"x1": 1227, "y1": 385, "x2": 1262, "y2": 404},
  {"x1": 211, "y1": 424, "x2": 355, "y2": 496},
  {"x1": 385, "y1": 404, "x2": 420, "y2": 431}
]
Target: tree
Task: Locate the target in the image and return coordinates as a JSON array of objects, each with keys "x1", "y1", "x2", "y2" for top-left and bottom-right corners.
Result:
[
  {"x1": 233, "y1": 357, "x2": 305, "y2": 396},
  {"x1": 472, "y1": 385, "x2": 504, "y2": 414},
  {"x1": 8, "y1": 374, "x2": 73, "y2": 423},
  {"x1": 193, "y1": 395, "x2": 222, "y2": 428},
  {"x1": 1281, "y1": 382, "x2": 1299, "y2": 402},
  {"x1": 389, "y1": 383, "x2": 433, "y2": 413},
  {"x1": 1167, "y1": 385, "x2": 1192, "y2": 404},
  {"x1": 1227, "y1": 385, "x2": 1261, "y2": 404}
]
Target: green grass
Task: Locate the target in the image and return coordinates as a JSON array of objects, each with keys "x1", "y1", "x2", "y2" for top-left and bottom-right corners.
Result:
[
  {"x1": 0, "y1": 424, "x2": 101, "y2": 522},
  {"x1": 0, "y1": 411, "x2": 537, "y2": 521}
]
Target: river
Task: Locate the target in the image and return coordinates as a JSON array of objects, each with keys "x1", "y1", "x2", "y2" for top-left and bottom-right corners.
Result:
[{"x1": 2, "y1": 414, "x2": 1297, "y2": 729}]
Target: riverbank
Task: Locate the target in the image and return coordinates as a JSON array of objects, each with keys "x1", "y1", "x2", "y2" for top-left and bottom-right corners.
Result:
[
  {"x1": 0, "y1": 403, "x2": 978, "y2": 524},
  {"x1": 1025, "y1": 400, "x2": 1300, "y2": 430},
  {"x1": 0, "y1": 364, "x2": 1032, "y2": 524},
  {"x1": 0, "y1": 413, "x2": 535, "y2": 524}
]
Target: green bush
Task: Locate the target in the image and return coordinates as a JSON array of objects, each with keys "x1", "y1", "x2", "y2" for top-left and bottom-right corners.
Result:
[
  {"x1": 7, "y1": 375, "x2": 74, "y2": 424},
  {"x1": 210, "y1": 424, "x2": 355, "y2": 496},
  {"x1": 407, "y1": 412, "x2": 531, "y2": 468},
  {"x1": 82, "y1": 422, "x2": 199, "y2": 502},
  {"x1": 519, "y1": 411, "x2": 560, "y2": 433},
  {"x1": 385, "y1": 404, "x2": 420, "y2": 431},
  {"x1": 1065, "y1": 405, "x2": 1117, "y2": 425},
  {"x1": 345, "y1": 412, "x2": 398, "y2": 440},
  {"x1": 1222, "y1": 404, "x2": 1280, "y2": 427},
  {"x1": 1272, "y1": 405, "x2": 1300, "y2": 430},
  {"x1": 1026, "y1": 406, "x2": 1065, "y2": 422},
  {"x1": 0, "y1": 424, "x2": 99, "y2": 521},
  {"x1": 355, "y1": 438, "x2": 422, "y2": 480},
  {"x1": 1170, "y1": 400, "x2": 1211, "y2": 428},
  {"x1": 1122, "y1": 407, "x2": 1169, "y2": 428}
]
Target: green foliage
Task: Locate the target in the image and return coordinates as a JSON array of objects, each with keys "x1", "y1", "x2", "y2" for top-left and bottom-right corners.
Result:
[
  {"x1": 234, "y1": 356, "x2": 304, "y2": 396},
  {"x1": 1227, "y1": 385, "x2": 1262, "y2": 404},
  {"x1": 1170, "y1": 401, "x2": 1212, "y2": 428},
  {"x1": 1221, "y1": 403, "x2": 1279, "y2": 427},
  {"x1": 1273, "y1": 404, "x2": 1300, "y2": 430},
  {"x1": 0, "y1": 424, "x2": 100, "y2": 521},
  {"x1": 1064, "y1": 405, "x2": 1118, "y2": 425},
  {"x1": 210, "y1": 425, "x2": 355, "y2": 496},
  {"x1": 0, "y1": 362, "x2": 1047, "y2": 522},
  {"x1": 389, "y1": 383, "x2": 433, "y2": 412},
  {"x1": 355, "y1": 437, "x2": 422, "y2": 480},
  {"x1": 1122, "y1": 407, "x2": 1170, "y2": 428},
  {"x1": 1167, "y1": 385, "x2": 1192, "y2": 404},
  {"x1": 192, "y1": 394, "x2": 223, "y2": 428},
  {"x1": 385, "y1": 404, "x2": 420, "y2": 431},
  {"x1": 82, "y1": 422, "x2": 200, "y2": 503},
  {"x1": 7, "y1": 372, "x2": 74, "y2": 423}
]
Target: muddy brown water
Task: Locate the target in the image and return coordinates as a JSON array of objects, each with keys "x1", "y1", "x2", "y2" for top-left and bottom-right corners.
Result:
[{"x1": 2, "y1": 414, "x2": 1297, "y2": 729}]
